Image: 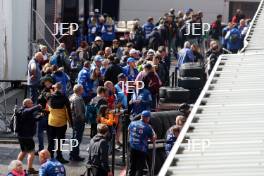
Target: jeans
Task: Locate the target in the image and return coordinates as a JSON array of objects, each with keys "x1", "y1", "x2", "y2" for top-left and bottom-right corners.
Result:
[
  {"x1": 47, "y1": 125, "x2": 67, "y2": 159},
  {"x1": 28, "y1": 85, "x2": 39, "y2": 104},
  {"x1": 70, "y1": 122, "x2": 85, "y2": 158},
  {"x1": 37, "y1": 117, "x2": 48, "y2": 151}
]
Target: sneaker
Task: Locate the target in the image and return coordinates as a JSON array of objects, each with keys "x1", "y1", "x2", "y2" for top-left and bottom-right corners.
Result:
[
  {"x1": 28, "y1": 168, "x2": 39, "y2": 174},
  {"x1": 69, "y1": 156, "x2": 85, "y2": 162},
  {"x1": 56, "y1": 157, "x2": 69, "y2": 164}
]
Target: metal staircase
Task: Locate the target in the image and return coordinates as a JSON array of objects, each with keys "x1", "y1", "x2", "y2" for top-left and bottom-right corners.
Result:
[{"x1": 159, "y1": 0, "x2": 264, "y2": 175}]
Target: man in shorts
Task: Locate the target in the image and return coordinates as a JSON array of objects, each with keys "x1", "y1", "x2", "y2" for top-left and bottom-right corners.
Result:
[{"x1": 16, "y1": 98, "x2": 42, "y2": 174}]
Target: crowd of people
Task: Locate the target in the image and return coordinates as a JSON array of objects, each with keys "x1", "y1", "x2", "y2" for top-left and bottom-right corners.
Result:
[{"x1": 6, "y1": 7, "x2": 251, "y2": 176}]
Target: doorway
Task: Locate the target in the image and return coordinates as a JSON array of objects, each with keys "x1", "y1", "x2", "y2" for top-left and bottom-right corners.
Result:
[{"x1": 229, "y1": 1, "x2": 260, "y2": 21}]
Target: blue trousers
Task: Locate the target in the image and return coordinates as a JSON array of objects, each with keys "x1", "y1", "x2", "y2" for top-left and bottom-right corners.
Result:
[
  {"x1": 37, "y1": 117, "x2": 48, "y2": 151},
  {"x1": 28, "y1": 85, "x2": 39, "y2": 104}
]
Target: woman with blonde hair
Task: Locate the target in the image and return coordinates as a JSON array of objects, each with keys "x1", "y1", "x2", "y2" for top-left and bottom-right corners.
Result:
[
  {"x1": 101, "y1": 16, "x2": 116, "y2": 47},
  {"x1": 7, "y1": 160, "x2": 27, "y2": 176}
]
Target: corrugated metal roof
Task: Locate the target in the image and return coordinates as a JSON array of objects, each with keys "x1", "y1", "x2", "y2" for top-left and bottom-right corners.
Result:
[{"x1": 159, "y1": 0, "x2": 264, "y2": 175}]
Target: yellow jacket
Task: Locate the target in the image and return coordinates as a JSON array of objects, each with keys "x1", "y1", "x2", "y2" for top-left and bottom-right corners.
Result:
[{"x1": 48, "y1": 106, "x2": 70, "y2": 127}]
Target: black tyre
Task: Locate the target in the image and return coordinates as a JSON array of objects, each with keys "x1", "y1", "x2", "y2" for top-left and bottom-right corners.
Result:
[
  {"x1": 179, "y1": 63, "x2": 204, "y2": 78},
  {"x1": 189, "y1": 88, "x2": 202, "y2": 102},
  {"x1": 159, "y1": 97, "x2": 167, "y2": 103},
  {"x1": 178, "y1": 77, "x2": 203, "y2": 89},
  {"x1": 149, "y1": 117, "x2": 163, "y2": 139},
  {"x1": 151, "y1": 111, "x2": 183, "y2": 138},
  {"x1": 166, "y1": 87, "x2": 190, "y2": 103},
  {"x1": 159, "y1": 87, "x2": 167, "y2": 98}
]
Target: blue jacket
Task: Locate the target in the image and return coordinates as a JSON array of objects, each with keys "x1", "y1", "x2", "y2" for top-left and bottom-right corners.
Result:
[
  {"x1": 225, "y1": 28, "x2": 242, "y2": 51},
  {"x1": 101, "y1": 24, "x2": 116, "y2": 42},
  {"x1": 52, "y1": 71, "x2": 69, "y2": 95},
  {"x1": 128, "y1": 120, "x2": 154, "y2": 153},
  {"x1": 142, "y1": 22, "x2": 155, "y2": 39},
  {"x1": 77, "y1": 67, "x2": 93, "y2": 98},
  {"x1": 39, "y1": 159, "x2": 66, "y2": 176},
  {"x1": 177, "y1": 48, "x2": 195, "y2": 69},
  {"x1": 88, "y1": 23, "x2": 97, "y2": 43},
  {"x1": 131, "y1": 88, "x2": 152, "y2": 116},
  {"x1": 221, "y1": 26, "x2": 230, "y2": 47},
  {"x1": 123, "y1": 65, "x2": 139, "y2": 81},
  {"x1": 115, "y1": 83, "x2": 128, "y2": 109},
  {"x1": 165, "y1": 125, "x2": 178, "y2": 155}
]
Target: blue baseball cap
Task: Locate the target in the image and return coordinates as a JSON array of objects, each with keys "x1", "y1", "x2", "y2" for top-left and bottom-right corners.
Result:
[
  {"x1": 142, "y1": 110, "x2": 151, "y2": 118},
  {"x1": 127, "y1": 57, "x2": 135, "y2": 63},
  {"x1": 94, "y1": 55, "x2": 103, "y2": 62}
]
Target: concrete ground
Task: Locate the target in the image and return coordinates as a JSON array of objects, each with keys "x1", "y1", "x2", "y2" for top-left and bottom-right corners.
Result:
[{"x1": 0, "y1": 89, "x2": 126, "y2": 175}]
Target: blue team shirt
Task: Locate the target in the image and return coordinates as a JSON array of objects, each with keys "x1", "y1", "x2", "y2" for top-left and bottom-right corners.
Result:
[
  {"x1": 128, "y1": 120, "x2": 154, "y2": 153},
  {"x1": 131, "y1": 88, "x2": 152, "y2": 116},
  {"x1": 39, "y1": 159, "x2": 66, "y2": 176},
  {"x1": 165, "y1": 126, "x2": 178, "y2": 155}
]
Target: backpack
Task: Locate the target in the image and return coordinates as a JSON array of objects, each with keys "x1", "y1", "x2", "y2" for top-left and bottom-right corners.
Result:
[
  {"x1": 9, "y1": 107, "x2": 23, "y2": 133},
  {"x1": 85, "y1": 98, "x2": 106, "y2": 124},
  {"x1": 143, "y1": 72, "x2": 160, "y2": 95},
  {"x1": 85, "y1": 104, "x2": 98, "y2": 124}
]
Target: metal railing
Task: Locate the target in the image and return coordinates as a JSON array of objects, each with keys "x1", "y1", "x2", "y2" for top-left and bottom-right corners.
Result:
[
  {"x1": 240, "y1": 0, "x2": 264, "y2": 52},
  {"x1": 0, "y1": 85, "x2": 8, "y2": 132},
  {"x1": 32, "y1": 8, "x2": 60, "y2": 52},
  {"x1": 158, "y1": 49, "x2": 227, "y2": 176}
]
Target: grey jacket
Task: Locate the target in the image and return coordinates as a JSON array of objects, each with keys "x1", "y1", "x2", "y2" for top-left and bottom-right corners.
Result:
[{"x1": 69, "y1": 94, "x2": 85, "y2": 124}]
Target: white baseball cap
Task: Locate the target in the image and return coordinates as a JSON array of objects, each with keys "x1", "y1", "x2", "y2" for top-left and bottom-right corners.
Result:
[{"x1": 94, "y1": 36, "x2": 102, "y2": 42}]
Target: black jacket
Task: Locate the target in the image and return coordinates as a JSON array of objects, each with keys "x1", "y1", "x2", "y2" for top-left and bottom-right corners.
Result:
[
  {"x1": 87, "y1": 134, "x2": 109, "y2": 171},
  {"x1": 104, "y1": 63, "x2": 123, "y2": 84},
  {"x1": 17, "y1": 105, "x2": 42, "y2": 138}
]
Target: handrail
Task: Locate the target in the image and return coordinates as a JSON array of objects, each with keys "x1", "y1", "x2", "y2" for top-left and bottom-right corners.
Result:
[
  {"x1": 32, "y1": 8, "x2": 60, "y2": 47},
  {"x1": 240, "y1": 0, "x2": 264, "y2": 53},
  {"x1": 0, "y1": 85, "x2": 7, "y2": 131},
  {"x1": 36, "y1": 27, "x2": 55, "y2": 53},
  {"x1": 158, "y1": 52, "x2": 229, "y2": 175}
]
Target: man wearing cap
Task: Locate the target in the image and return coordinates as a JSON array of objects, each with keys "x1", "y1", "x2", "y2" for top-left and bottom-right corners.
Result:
[
  {"x1": 122, "y1": 57, "x2": 139, "y2": 81},
  {"x1": 129, "y1": 49, "x2": 139, "y2": 60},
  {"x1": 91, "y1": 55, "x2": 103, "y2": 70},
  {"x1": 91, "y1": 36, "x2": 103, "y2": 56},
  {"x1": 128, "y1": 110, "x2": 156, "y2": 176}
]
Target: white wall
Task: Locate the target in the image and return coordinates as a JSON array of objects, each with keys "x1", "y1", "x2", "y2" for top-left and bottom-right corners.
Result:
[
  {"x1": 120, "y1": 0, "x2": 260, "y2": 24},
  {"x1": 0, "y1": 0, "x2": 31, "y2": 82}
]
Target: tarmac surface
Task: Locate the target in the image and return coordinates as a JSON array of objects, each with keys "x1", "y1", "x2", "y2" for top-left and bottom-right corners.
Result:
[{"x1": 0, "y1": 89, "x2": 125, "y2": 175}]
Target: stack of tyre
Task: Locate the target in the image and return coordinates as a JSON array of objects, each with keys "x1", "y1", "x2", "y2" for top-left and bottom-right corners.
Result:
[
  {"x1": 178, "y1": 63, "x2": 205, "y2": 103},
  {"x1": 159, "y1": 86, "x2": 190, "y2": 104}
]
